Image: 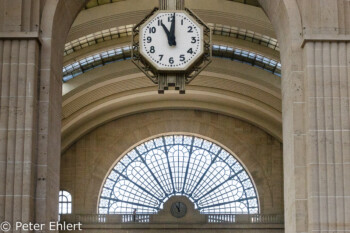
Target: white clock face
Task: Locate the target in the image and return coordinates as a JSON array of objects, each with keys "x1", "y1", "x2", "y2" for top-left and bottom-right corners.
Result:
[{"x1": 140, "y1": 11, "x2": 203, "y2": 71}]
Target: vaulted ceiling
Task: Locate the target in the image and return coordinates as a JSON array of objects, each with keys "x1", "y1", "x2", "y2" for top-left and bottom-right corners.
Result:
[{"x1": 61, "y1": 0, "x2": 281, "y2": 152}]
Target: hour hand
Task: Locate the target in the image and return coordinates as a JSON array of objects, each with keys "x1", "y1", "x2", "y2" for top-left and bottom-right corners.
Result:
[
  {"x1": 160, "y1": 22, "x2": 172, "y2": 46},
  {"x1": 176, "y1": 203, "x2": 180, "y2": 212}
]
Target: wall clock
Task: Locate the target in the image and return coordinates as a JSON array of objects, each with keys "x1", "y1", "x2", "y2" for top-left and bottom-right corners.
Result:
[
  {"x1": 140, "y1": 11, "x2": 203, "y2": 71},
  {"x1": 170, "y1": 201, "x2": 187, "y2": 218},
  {"x1": 132, "y1": 2, "x2": 211, "y2": 94}
]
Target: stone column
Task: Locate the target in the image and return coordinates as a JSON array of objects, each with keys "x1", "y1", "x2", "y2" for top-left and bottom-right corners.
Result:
[
  {"x1": 0, "y1": 38, "x2": 40, "y2": 231},
  {"x1": 0, "y1": 0, "x2": 61, "y2": 232},
  {"x1": 303, "y1": 40, "x2": 350, "y2": 232},
  {"x1": 261, "y1": 0, "x2": 350, "y2": 231},
  {"x1": 283, "y1": 38, "x2": 350, "y2": 233}
]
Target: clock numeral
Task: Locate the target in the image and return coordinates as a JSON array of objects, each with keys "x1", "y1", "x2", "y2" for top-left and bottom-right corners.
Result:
[
  {"x1": 169, "y1": 57, "x2": 174, "y2": 64},
  {"x1": 147, "y1": 37, "x2": 152, "y2": 43},
  {"x1": 187, "y1": 48, "x2": 193, "y2": 54},
  {"x1": 158, "y1": 20, "x2": 162, "y2": 26},
  {"x1": 168, "y1": 16, "x2": 172, "y2": 22},
  {"x1": 159, "y1": 54, "x2": 164, "y2": 61},
  {"x1": 187, "y1": 26, "x2": 193, "y2": 33},
  {"x1": 179, "y1": 54, "x2": 185, "y2": 61},
  {"x1": 181, "y1": 19, "x2": 183, "y2": 25},
  {"x1": 191, "y1": 37, "x2": 196, "y2": 43},
  {"x1": 149, "y1": 27, "x2": 156, "y2": 33},
  {"x1": 150, "y1": 46, "x2": 155, "y2": 53}
]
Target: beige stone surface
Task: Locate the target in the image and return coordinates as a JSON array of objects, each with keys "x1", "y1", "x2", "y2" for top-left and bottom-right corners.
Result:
[
  {"x1": 62, "y1": 226, "x2": 284, "y2": 233},
  {"x1": 60, "y1": 110, "x2": 284, "y2": 215},
  {"x1": 61, "y1": 58, "x2": 282, "y2": 152},
  {"x1": 0, "y1": 0, "x2": 350, "y2": 232},
  {"x1": 0, "y1": 38, "x2": 39, "y2": 228}
]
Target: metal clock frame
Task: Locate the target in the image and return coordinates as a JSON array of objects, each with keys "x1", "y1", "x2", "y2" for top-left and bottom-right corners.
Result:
[{"x1": 131, "y1": 7, "x2": 212, "y2": 93}]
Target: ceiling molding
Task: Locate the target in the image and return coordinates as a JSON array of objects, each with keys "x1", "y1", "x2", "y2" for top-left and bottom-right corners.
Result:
[
  {"x1": 61, "y1": 59, "x2": 281, "y2": 152},
  {"x1": 68, "y1": 0, "x2": 275, "y2": 42},
  {"x1": 61, "y1": 88, "x2": 282, "y2": 152}
]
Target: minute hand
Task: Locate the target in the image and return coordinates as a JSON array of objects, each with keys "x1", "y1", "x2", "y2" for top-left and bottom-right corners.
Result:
[{"x1": 169, "y1": 13, "x2": 176, "y2": 46}]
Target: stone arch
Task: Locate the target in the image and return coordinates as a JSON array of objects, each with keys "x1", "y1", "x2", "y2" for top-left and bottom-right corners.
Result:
[
  {"x1": 258, "y1": 0, "x2": 303, "y2": 47},
  {"x1": 60, "y1": 110, "x2": 283, "y2": 215},
  {"x1": 41, "y1": 0, "x2": 298, "y2": 230},
  {"x1": 1, "y1": 0, "x2": 348, "y2": 232}
]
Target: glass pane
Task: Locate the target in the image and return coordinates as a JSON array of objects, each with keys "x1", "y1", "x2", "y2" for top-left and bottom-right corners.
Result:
[
  {"x1": 98, "y1": 135, "x2": 259, "y2": 214},
  {"x1": 58, "y1": 191, "x2": 72, "y2": 214}
]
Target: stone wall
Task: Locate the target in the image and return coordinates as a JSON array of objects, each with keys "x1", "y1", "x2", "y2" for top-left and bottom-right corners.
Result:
[
  {"x1": 1, "y1": 0, "x2": 349, "y2": 232},
  {"x1": 60, "y1": 110, "x2": 283, "y2": 216}
]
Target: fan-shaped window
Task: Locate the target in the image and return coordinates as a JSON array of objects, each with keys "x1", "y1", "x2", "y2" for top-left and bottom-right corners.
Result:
[
  {"x1": 59, "y1": 190, "x2": 72, "y2": 214},
  {"x1": 98, "y1": 135, "x2": 259, "y2": 214}
]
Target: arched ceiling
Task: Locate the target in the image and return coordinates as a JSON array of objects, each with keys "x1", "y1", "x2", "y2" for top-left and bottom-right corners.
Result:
[
  {"x1": 85, "y1": 0, "x2": 261, "y2": 9},
  {"x1": 61, "y1": 0, "x2": 281, "y2": 152},
  {"x1": 68, "y1": 0, "x2": 275, "y2": 41},
  {"x1": 62, "y1": 43, "x2": 281, "y2": 82}
]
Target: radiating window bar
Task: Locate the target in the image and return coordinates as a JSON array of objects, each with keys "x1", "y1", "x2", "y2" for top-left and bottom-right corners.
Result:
[{"x1": 98, "y1": 135, "x2": 259, "y2": 215}]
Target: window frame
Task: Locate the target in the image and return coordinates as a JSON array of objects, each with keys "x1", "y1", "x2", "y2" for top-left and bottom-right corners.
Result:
[{"x1": 59, "y1": 190, "x2": 72, "y2": 215}]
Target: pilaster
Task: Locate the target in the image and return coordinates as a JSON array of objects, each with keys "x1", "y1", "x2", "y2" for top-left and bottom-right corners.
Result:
[
  {"x1": 0, "y1": 1, "x2": 60, "y2": 232},
  {"x1": 0, "y1": 38, "x2": 39, "y2": 230},
  {"x1": 283, "y1": 38, "x2": 350, "y2": 233},
  {"x1": 303, "y1": 40, "x2": 350, "y2": 232}
]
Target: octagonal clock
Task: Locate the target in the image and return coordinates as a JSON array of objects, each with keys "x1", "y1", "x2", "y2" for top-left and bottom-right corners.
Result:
[
  {"x1": 139, "y1": 11, "x2": 204, "y2": 71},
  {"x1": 132, "y1": 7, "x2": 211, "y2": 94}
]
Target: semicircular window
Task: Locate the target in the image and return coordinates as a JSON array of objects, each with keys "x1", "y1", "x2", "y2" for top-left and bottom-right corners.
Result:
[{"x1": 98, "y1": 135, "x2": 259, "y2": 214}]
